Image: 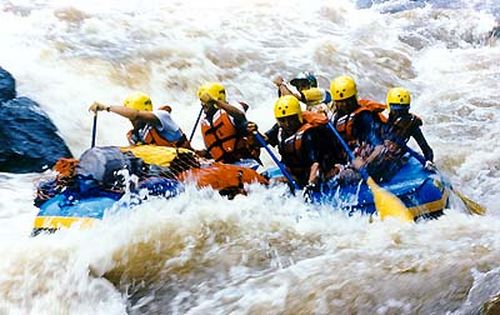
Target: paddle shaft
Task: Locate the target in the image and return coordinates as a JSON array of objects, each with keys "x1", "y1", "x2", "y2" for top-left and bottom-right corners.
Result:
[
  {"x1": 189, "y1": 107, "x2": 204, "y2": 142},
  {"x1": 91, "y1": 113, "x2": 98, "y2": 148},
  {"x1": 254, "y1": 132, "x2": 299, "y2": 192}
]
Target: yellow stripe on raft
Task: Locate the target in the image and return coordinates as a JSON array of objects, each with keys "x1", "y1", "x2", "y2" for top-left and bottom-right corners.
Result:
[
  {"x1": 408, "y1": 189, "x2": 450, "y2": 218},
  {"x1": 120, "y1": 145, "x2": 194, "y2": 167},
  {"x1": 33, "y1": 216, "x2": 97, "y2": 230}
]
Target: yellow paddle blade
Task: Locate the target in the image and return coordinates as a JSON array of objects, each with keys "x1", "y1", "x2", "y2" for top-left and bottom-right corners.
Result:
[
  {"x1": 454, "y1": 190, "x2": 486, "y2": 216},
  {"x1": 366, "y1": 177, "x2": 414, "y2": 222}
]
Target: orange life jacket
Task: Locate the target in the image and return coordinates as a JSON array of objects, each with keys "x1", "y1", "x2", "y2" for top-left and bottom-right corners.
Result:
[
  {"x1": 279, "y1": 111, "x2": 329, "y2": 177},
  {"x1": 127, "y1": 127, "x2": 187, "y2": 148},
  {"x1": 201, "y1": 110, "x2": 259, "y2": 163},
  {"x1": 126, "y1": 108, "x2": 188, "y2": 148},
  {"x1": 334, "y1": 99, "x2": 387, "y2": 143}
]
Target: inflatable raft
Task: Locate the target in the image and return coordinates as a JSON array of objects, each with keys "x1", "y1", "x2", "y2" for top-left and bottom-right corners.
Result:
[
  {"x1": 32, "y1": 146, "x2": 451, "y2": 235},
  {"x1": 32, "y1": 145, "x2": 267, "y2": 235},
  {"x1": 32, "y1": 177, "x2": 181, "y2": 235},
  {"x1": 266, "y1": 155, "x2": 451, "y2": 220}
]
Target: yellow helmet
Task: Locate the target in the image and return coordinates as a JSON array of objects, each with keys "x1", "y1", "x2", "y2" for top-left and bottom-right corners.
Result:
[
  {"x1": 197, "y1": 82, "x2": 226, "y2": 103},
  {"x1": 387, "y1": 87, "x2": 411, "y2": 106},
  {"x1": 330, "y1": 75, "x2": 357, "y2": 101},
  {"x1": 123, "y1": 92, "x2": 153, "y2": 111},
  {"x1": 274, "y1": 95, "x2": 302, "y2": 122}
]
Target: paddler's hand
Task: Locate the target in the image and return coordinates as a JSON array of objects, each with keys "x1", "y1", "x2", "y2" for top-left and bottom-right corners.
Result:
[
  {"x1": 89, "y1": 102, "x2": 108, "y2": 113},
  {"x1": 424, "y1": 160, "x2": 436, "y2": 172},
  {"x1": 273, "y1": 75, "x2": 284, "y2": 87},
  {"x1": 247, "y1": 121, "x2": 258, "y2": 134},
  {"x1": 199, "y1": 92, "x2": 213, "y2": 105},
  {"x1": 352, "y1": 157, "x2": 366, "y2": 170}
]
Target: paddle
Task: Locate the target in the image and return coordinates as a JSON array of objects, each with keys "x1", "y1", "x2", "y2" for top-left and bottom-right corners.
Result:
[
  {"x1": 404, "y1": 146, "x2": 486, "y2": 215},
  {"x1": 91, "y1": 112, "x2": 98, "y2": 148},
  {"x1": 189, "y1": 107, "x2": 204, "y2": 143},
  {"x1": 253, "y1": 132, "x2": 299, "y2": 194},
  {"x1": 326, "y1": 122, "x2": 414, "y2": 222}
]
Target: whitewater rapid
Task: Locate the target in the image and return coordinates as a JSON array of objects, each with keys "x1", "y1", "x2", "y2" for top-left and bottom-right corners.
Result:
[{"x1": 0, "y1": 0, "x2": 499, "y2": 314}]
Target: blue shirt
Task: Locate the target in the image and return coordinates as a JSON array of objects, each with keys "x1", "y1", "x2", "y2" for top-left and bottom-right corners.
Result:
[{"x1": 152, "y1": 110, "x2": 183, "y2": 142}]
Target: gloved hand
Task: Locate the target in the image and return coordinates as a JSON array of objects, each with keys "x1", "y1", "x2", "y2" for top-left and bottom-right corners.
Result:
[
  {"x1": 302, "y1": 183, "x2": 317, "y2": 203},
  {"x1": 88, "y1": 102, "x2": 108, "y2": 113},
  {"x1": 424, "y1": 160, "x2": 436, "y2": 172}
]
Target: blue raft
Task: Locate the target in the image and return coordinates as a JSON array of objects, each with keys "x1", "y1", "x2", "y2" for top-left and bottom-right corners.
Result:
[
  {"x1": 32, "y1": 177, "x2": 181, "y2": 235},
  {"x1": 265, "y1": 156, "x2": 451, "y2": 220},
  {"x1": 32, "y1": 155, "x2": 451, "y2": 234}
]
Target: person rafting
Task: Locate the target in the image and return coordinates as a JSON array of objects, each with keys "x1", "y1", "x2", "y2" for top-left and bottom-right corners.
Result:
[
  {"x1": 273, "y1": 71, "x2": 332, "y2": 115},
  {"x1": 89, "y1": 92, "x2": 192, "y2": 149},
  {"x1": 330, "y1": 75, "x2": 386, "y2": 147},
  {"x1": 196, "y1": 82, "x2": 261, "y2": 165},
  {"x1": 329, "y1": 75, "x2": 392, "y2": 182},
  {"x1": 383, "y1": 87, "x2": 435, "y2": 170},
  {"x1": 262, "y1": 95, "x2": 344, "y2": 196}
]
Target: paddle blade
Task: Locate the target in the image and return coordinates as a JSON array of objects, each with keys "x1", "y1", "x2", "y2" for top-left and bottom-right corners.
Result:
[
  {"x1": 454, "y1": 190, "x2": 486, "y2": 216},
  {"x1": 366, "y1": 177, "x2": 414, "y2": 222}
]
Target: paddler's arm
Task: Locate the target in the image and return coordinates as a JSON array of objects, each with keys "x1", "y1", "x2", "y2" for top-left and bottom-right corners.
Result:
[
  {"x1": 247, "y1": 122, "x2": 280, "y2": 147},
  {"x1": 207, "y1": 97, "x2": 246, "y2": 122},
  {"x1": 89, "y1": 102, "x2": 161, "y2": 126},
  {"x1": 307, "y1": 162, "x2": 320, "y2": 186},
  {"x1": 352, "y1": 144, "x2": 385, "y2": 171},
  {"x1": 303, "y1": 132, "x2": 322, "y2": 186},
  {"x1": 273, "y1": 76, "x2": 303, "y2": 100},
  {"x1": 412, "y1": 127, "x2": 434, "y2": 162},
  {"x1": 198, "y1": 90, "x2": 247, "y2": 122},
  {"x1": 302, "y1": 132, "x2": 322, "y2": 199}
]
